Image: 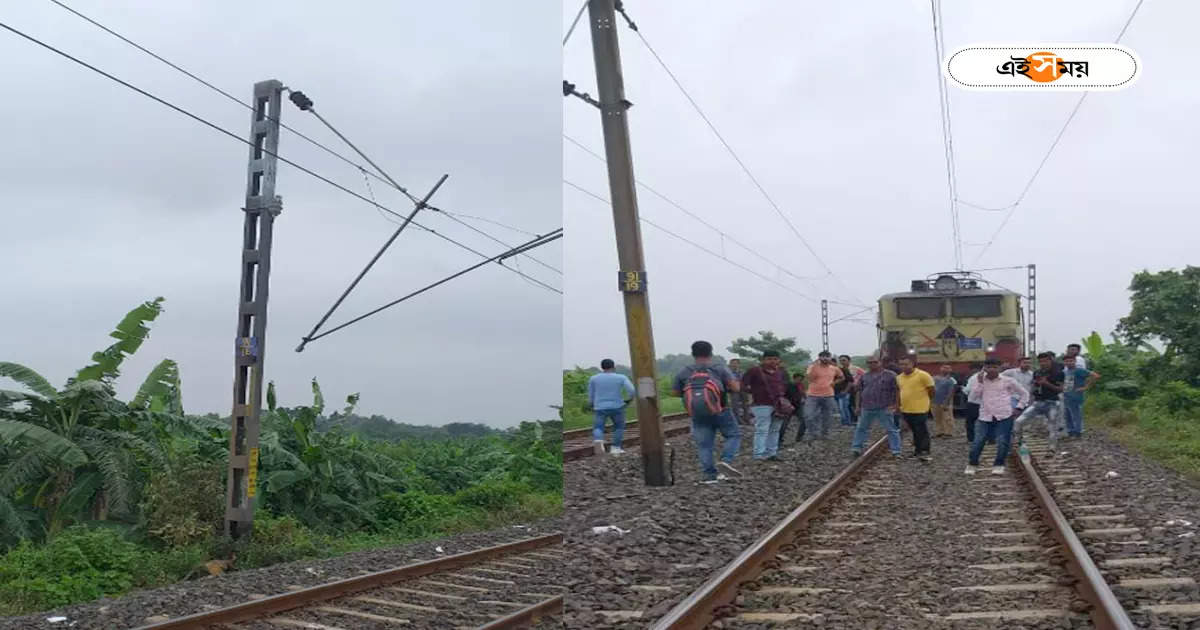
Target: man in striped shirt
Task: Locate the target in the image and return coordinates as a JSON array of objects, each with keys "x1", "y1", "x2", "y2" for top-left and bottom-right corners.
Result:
[
  {"x1": 851, "y1": 356, "x2": 902, "y2": 457},
  {"x1": 965, "y1": 358, "x2": 1029, "y2": 475}
]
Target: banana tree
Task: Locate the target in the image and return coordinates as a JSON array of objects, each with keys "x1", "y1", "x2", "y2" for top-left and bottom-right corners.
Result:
[{"x1": 0, "y1": 298, "x2": 174, "y2": 539}]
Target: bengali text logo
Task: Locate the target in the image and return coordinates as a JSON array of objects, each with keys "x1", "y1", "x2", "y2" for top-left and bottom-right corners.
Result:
[{"x1": 944, "y1": 44, "x2": 1139, "y2": 91}]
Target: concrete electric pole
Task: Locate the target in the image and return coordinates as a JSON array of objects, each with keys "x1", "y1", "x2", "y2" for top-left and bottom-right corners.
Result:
[
  {"x1": 587, "y1": 0, "x2": 667, "y2": 486},
  {"x1": 224, "y1": 80, "x2": 283, "y2": 538}
]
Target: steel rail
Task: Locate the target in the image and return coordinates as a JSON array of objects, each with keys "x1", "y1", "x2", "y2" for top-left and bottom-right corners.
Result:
[
  {"x1": 562, "y1": 413, "x2": 692, "y2": 462},
  {"x1": 1017, "y1": 453, "x2": 1135, "y2": 629},
  {"x1": 131, "y1": 533, "x2": 562, "y2": 630},
  {"x1": 474, "y1": 594, "x2": 564, "y2": 629},
  {"x1": 562, "y1": 412, "x2": 688, "y2": 442},
  {"x1": 649, "y1": 436, "x2": 888, "y2": 629}
]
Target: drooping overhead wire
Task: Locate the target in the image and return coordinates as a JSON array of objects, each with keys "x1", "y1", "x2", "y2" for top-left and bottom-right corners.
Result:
[
  {"x1": 564, "y1": 133, "x2": 824, "y2": 294},
  {"x1": 565, "y1": 179, "x2": 860, "y2": 308},
  {"x1": 929, "y1": 0, "x2": 963, "y2": 271},
  {"x1": 301, "y1": 229, "x2": 563, "y2": 346},
  {"x1": 615, "y1": 15, "x2": 867, "y2": 308},
  {"x1": 45, "y1": 0, "x2": 556, "y2": 274},
  {"x1": 0, "y1": 20, "x2": 560, "y2": 296},
  {"x1": 968, "y1": 0, "x2": 1145, "y2": 265}
]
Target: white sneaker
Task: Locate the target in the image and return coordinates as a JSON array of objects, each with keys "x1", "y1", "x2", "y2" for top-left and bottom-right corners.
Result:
[
  {"x1": 609, "y1": 447, "x2": 625, "y2": 455},
  {"x1": 593, "y1": 440, "x2": 605, "y2": 455},
  {"x1": 991, "y1": 466, "x2": 1005, "y2": 475},
  {"x1": 717, "y1": 461, "x2": 743, "y2": 477},
  {"x1": 964, "y1": 465, "x2": 978, "y2": 475},
  {"x1": 716, "y1": 473, "x2": 729, "y2": 481}
]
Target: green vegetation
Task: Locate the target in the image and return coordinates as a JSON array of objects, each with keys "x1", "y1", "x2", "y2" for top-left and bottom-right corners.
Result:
[
  {"x1": 0, "y1": 299, "x2": 562, "y2": 615},
  {"x1": 1082, "y1": 266, "x2": 1200, "y2": 479}
]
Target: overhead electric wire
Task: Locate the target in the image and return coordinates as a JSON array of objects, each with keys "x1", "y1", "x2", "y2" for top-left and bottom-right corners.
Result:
[
  {"x1": 828, "y1": 305, "x2": 877, "y2": 326},
  {"x1": 302, "y1": 229, "x2": 563, "y2": 346},
  {"x1": 0, "y1": 19, "x2": 559, "y2": 295},
  {"x1": 566, "y1": 179, "x2": 861, "y2": 308},
  {"x1": 564, "y1": 0, "x2": 588, "y2": 46},
  {"x1": 46, "y1": 0, "x2": 557, "y2": 276},
  {"x1": 970, "y1": 0, "x2": 1145, "y2": 265},
  {"x1": 623, "y1": 22, "x2": 868, "y2": 308},
  {"x1": 930, "y1": 0, "x2": 964, "y2": 270},
  {"x1": 564, "y1": 133, "x2": 823, "y2": 292}
]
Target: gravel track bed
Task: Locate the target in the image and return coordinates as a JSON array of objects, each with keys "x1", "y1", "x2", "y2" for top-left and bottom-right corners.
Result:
[
  {"x1": 0, "y1": 518, "x2": 564, "y2": 630},
  {"x1": 233, "y1": 549, "x2": 566, "y2": 630},
  {"x1": 563, "y1": 421, "x2": 886, "y2": 628},
  {"x1": 724, "y1": 438, "x2": 1090, "y2": 630},
  {"x1": 1022, "y1": 431, "x2": 1200, "y2": 629}
]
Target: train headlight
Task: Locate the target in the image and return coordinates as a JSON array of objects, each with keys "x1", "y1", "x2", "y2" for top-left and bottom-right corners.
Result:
[
  {"x1": 907, "y1": 348, "x2": 916, "y2": 355},
  {"x1": 986, "y1": 345, "x2": 995, "y2": 352}
]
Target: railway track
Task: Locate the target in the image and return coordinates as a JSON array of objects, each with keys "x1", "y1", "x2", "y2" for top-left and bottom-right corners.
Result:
[
  {"x1": 563, "y1": 413, "x2": 692, "y2": 462},
  {"x1": 639, "y1": 431, "x2": 1198, "y2": 629},
  {"x1": 131, "y1": 534, "x2": 565, "y2": 630}
]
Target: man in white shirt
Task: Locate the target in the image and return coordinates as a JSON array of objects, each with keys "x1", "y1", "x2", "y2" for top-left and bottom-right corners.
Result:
[
  {"x1": 1064, "y1": 344, "x2": 1087, "y2": 370},
  {"x1": 1001, "y1": 357, "x2": 1035, "y2": 416},
  {"x1": 962, "y1": 363, "x2": 985, "y2": 443}
]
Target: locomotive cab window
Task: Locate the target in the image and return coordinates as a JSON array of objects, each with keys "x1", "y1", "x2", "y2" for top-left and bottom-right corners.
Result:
[
  {"x1": 895, "y1": 297, "x2": 944, "y2": 319},
  {"x1": 952, "y1": 295, "x2": 1003, "y2": 318}
]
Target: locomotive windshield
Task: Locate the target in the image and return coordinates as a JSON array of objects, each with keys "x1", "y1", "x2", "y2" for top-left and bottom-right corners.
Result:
[
  {"x1": 951, "y1": 295, "x2": 1002, "y2": 317},
  {"x1": 895, "y1": 297, "x2": 944, "y2": 319}
]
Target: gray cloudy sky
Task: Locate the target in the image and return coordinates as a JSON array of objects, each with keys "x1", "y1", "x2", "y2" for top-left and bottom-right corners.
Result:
[
  {"x1": 563, "y1": 0, "x2": 1195, "y2": 368},
  {"x1": 1, "y1": 1, "x2": 561, "y2": 427}
]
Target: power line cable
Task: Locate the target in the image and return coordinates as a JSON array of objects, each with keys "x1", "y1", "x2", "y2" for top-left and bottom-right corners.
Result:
[
  {"x1": 565, "y1": 179, "x2": 860, "y2": 308},
  {"x1": 930, "y1": 0, "x2": 963, "y2": 270},
  {"x1": 0, "y1": 19, "x2": 559, "y2": 295},
  {"x1": 969, "y1": 0, "x2": 1145, "y2": 264},
  {"x1": 622, "y1": 18, "x2": 867, "y2": 307},
  {"x1": 46, "y1": 0, "x2": 554, "y2": 275},
  {"x1": 302, "y1": 229, "x2": 563, "y2": 346},
  {"x1": 564, "y1": 133, "x2": 823, "y2": 292},
  {"x1": 564, "y1": 0, "x2": 588, "y2": 46}
]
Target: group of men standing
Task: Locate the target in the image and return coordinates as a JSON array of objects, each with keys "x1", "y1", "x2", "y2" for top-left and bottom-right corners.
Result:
[{"x1": 584, "y1": 341, "x2": 1099, "y2": 483}]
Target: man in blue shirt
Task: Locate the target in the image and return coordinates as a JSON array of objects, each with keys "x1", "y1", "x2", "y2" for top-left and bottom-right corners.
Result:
[
  {"x1": 1062, "y1": 354, "x2": 1100, "y2": 438},
  {"x1": 587, "y1": 359, "x2": 635, "y2": 455}
]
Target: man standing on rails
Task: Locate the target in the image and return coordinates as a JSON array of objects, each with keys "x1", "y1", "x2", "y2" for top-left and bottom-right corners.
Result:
[
  {"x1": 1001, "y1": 356, "x2": 1035, "y2": 418},
  {"x1": 1062, "y1": 354, "x2": 1100, "y2": 438},
  {"x1": 742, "y1": 351, "x2": 791, "y2": 461},
  {"x1": 587, "y1": 359, "x2": 635, "y2": 456},
  {"x1": 672, "y1": 341, "x2": 743, "y2": 483},
  {"x1": 851, "y1": 356, "x2": 902, "y2": 458},
  {"x1": 727, "y1": 358, "x2": 750, "y2": 425},
  {"x1": 1014, "y1": 351, "x2": 1066, "y2": 456},
  {"x1": 965, "y1": 358, "x2": 1029, "y2": 475},
  {"x1": 805, "y1": 351, "x2": 844, "y2": 442},
  {"x1": 931, "y1": 364, "x2": 958, "y2": 438},
  {"x1": 896, "y1": 356, "x2": 935, "y2": 461}
]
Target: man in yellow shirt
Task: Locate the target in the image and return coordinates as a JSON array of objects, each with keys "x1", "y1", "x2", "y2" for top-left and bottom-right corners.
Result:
[{"x1": 896, "y1": 357, "x2": 935, "y2": 462}]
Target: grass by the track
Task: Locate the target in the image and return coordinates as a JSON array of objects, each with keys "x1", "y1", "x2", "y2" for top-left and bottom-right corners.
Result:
[
  {"x1": 561, "y1": 398, "x2": 685, "y2": 431},
  {"x1": 1090, "y1": 408, "x2": 1200, "y2": 481}
]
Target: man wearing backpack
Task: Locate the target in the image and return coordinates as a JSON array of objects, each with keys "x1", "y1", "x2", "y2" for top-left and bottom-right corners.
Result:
[
  {"x1": 672, "y1": 340, "x2": 744, "y2": 483},
  {"x1": 742, "y1": 351, "x2": 792, "y2": 461}
]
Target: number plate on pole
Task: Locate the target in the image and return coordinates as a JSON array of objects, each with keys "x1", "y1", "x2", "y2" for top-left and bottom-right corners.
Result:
[{"x1": 619, "y1": 270, "x2": 646, "y2": 293}]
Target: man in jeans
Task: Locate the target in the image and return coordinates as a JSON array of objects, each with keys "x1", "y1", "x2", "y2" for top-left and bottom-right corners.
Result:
[
  {"x1": 965, "y1": 358, "x2": 1029, "y2": 475},
  {"x1": 1014, "y1": 351, "x2": 1066, "y2": 457},
  {"x1": 834, "y1": 355, "x2": 855, "y2": 426},
  {"x1": 896, "y1": 356, "x2": 935, "y2": 461},
  {"x1": 805, "y1": 351, "x2": 845, "y2": 442},
  {"x1": 742, "y1": 351, "x2": 790, "y2": 461},
  {"x1": 1062, "y1": 355, "x2": 1100, "y2": 438},
  {"x1": 781, "y1": 370, "x2": 807, "y2": 448},
  {"x1": 962, "y1": 362, "x2": 984, "y2": 443},
  {"x1": 727, "y1": 358, "x2": 750, "y2": 424},
  {"x1": 931, "y1": 364, "x2": 957, "y2": 438},
  {"x1": 851, "y1": 356, "x2": 901, "y2": 457},
  {"x1": 586, "y1": 359, "x2": 635, "y2": 455},
  {"x1": 672, "y1": 341, "x2": 743, "y2": 483}
]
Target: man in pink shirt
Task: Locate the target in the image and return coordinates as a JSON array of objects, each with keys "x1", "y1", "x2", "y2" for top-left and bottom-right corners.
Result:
[
  {"x1": 804, "y1": 351, "x2": 845, "y2": 442},
  {"x1": 965, "y1": 358, "x2": 1029, "y2": 475}
]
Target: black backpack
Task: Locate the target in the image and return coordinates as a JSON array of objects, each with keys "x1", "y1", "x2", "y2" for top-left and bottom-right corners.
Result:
[{"x1": 683, "y1": 368, "x2": 724, "y2": 418}]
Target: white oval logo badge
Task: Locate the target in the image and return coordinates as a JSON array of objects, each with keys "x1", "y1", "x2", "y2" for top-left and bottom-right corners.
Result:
[{"x1": 944, "y1": 44, "x2": 1139, "y2": 91}]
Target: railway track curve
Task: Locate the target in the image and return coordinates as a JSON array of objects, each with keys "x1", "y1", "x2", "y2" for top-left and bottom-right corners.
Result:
[{"x1": 131, "y1": 534, "x2": 564, "y2": 630}]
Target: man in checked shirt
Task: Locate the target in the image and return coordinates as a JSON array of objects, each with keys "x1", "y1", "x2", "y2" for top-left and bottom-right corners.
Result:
[{"x1": 965, "y1": 358, "x2": 1030, "y2": 475}]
